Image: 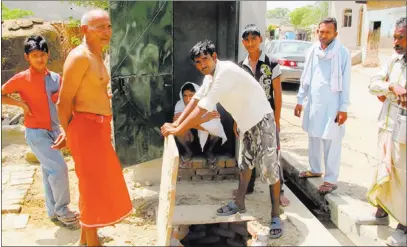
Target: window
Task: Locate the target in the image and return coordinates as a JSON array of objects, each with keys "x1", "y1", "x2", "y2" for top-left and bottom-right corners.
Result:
[
  {"x1": 266, "y1": 42, "x2": 276, "y2": 54},
  {"x1": 344, "y1": 9, "x2": 352, "y2": 27},
  {"x1": 278, "y1": 42, "x2": 313, "y2": 55}
]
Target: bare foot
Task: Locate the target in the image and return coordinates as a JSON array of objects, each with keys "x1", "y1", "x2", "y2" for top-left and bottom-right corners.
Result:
[{"x1": 280, "y1": 194, "x2": 290, "y2": 207}]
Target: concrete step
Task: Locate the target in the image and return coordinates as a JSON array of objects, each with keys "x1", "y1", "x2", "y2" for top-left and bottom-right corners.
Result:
[{"x1": 281, "y1": 151, "x2": 396, "y2": 246}]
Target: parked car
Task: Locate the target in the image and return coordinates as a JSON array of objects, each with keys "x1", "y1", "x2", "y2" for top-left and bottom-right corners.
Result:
[{"x1": 264, "y1": 40, "x2": 313, "y2": 84}]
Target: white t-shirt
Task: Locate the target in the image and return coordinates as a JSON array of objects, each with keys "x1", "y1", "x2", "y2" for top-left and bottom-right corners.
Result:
[{"x1": 193, "y1": 60, "x2": 273, "y2": 133}]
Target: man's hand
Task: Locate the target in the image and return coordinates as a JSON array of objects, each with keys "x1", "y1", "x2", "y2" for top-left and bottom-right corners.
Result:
[
  {"x1": 233, "y1": 121, "x2": 239, "y2": 138},
  {"x1": 390, "y1": 83, "x2": 407, "y2": 107},
  {"x1": 51, "y1": 129, "x2": 67, "y2": 149},
  {"x1": 203, "y1": 110, "x2": 220, "y2": 122},
  {"x1": 335, "y1": 111, "x2": 348, "y2": 126},
  {"x1": 173, "y1": 112, "x2": 181, "y2": 122},
  {"x1": 161, "y1": 123, "x2": 179, "y2": 137},
  {"x1": 21, "y1": 103, "x2": 33, "y2": 117},
  {"x1": 294, "y1": 104, "x2": 303, "y2": 117}
]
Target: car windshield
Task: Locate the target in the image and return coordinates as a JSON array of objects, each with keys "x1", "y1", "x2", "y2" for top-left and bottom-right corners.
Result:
[{"x1": 278, "y1": 42, "x2": 312, "y2": 55}]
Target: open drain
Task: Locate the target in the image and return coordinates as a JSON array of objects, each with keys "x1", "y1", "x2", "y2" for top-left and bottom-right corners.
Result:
[{"x1": 174, "y1": 222, "x2": 257, "y2": 247}]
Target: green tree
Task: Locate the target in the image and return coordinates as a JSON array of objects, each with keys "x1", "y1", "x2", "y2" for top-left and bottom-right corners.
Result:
[
  {"x1": 1, "y1": 3, "x2": 34, "y2": 20},
  {"x1": 267, "y1": 7, "x2": 290, "y2": 19},
  {"x1": 289, "y1": 1, "x2": 329, "y2": 29},
  {"x1": 65, "y1": 0, "x2": 109, "y2": 10}
]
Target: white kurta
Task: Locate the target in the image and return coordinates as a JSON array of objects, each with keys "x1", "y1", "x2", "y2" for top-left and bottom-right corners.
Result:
[{"x1": 297, "y1": 41, "x2": 351, "y2": 140}]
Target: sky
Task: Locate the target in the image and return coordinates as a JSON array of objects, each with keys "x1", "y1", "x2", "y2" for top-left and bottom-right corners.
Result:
[{"x1": 267, "y1": 1, "x2": 316, "y2": 11}]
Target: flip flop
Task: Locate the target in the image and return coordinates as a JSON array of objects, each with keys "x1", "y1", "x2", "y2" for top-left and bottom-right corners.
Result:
[
  {"x1": 318, "y1": 183, "x2": 338, "y2": 195},
  {"x1": 386, "y1": 229, "x2": 407, "y2": 246},
  {"x1": 269, "y1": 216, "x2": 283, "y2": 239},
  {"x1": 299, "y1": 171, "x2": 323, "y2": 178},
  {"x1": 216, "y1": 201, "x2": 246, "y2": 216}
]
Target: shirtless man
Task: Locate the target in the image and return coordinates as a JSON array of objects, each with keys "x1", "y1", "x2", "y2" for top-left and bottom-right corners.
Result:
[{"x1": 53, "y1": 9, "x2": 132, "y2": 246}]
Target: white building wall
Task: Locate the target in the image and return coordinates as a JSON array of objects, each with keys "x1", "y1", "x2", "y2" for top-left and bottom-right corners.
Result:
[
  {"x1": 330, "y1": 1, "x2": 363, "y2": 50},
  {"x1": 238, "y1": 1, "x2": 267, "y2": 62}
]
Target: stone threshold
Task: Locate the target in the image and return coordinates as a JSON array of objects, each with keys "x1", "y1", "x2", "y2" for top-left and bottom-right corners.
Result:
[{"x1": 281, "y1": 151, "x2": 396, "y2": 246}]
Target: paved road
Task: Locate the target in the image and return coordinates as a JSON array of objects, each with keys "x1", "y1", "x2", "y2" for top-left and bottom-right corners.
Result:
[{"x1": 279, "y1": 63, "x2": 385, "y2": 200}]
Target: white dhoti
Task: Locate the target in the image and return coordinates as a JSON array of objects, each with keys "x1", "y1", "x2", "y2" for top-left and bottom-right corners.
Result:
[{"x1": 367, "y1": 129, "x2": 407, "y2": 226}]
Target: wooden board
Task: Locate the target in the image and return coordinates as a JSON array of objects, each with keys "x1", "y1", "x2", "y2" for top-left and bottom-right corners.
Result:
[{"x1": 156, "y1": 135, "x2": 179, "y2": 246}]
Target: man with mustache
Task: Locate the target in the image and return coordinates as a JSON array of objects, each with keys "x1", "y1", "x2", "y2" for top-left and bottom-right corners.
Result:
[
  {"x1": 357, "y1": 17, "x2": 406, "y2": 246},
  {"x1": 294, "y1": 17, "x2": 351, "y2": 194},
  {"x1": 53, "y1": 9, "x2": 132, "y2": 246}
]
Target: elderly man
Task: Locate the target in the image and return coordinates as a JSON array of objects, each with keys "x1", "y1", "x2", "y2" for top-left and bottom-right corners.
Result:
[
  {"x1": 357, "y1": 17, "x2": 406, "y2": 246},
  {"x1": 161, "y1": 40, "x2": 283, "y2": 238},
  {"x1": 294, "y1": 17, "x2": 351, "y2": 194},
  {"x1": 53, "y1": 9, "x2": 132, "y2": 246}
]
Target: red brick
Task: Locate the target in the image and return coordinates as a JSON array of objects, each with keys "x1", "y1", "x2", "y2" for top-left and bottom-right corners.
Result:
[
  {"x1": 225, "y1": 159, "x2": 237, "y2": 168},
  {"x1": 196, "y1": 168, "x2": 217, "y2": 176},
  {"x1": 216, "y1": 160, "x2": 226, "y2": 168},
  {"x1": 219, "y1": 168, "x2": 238, "y2": 175},
  {"x1": 192, "y1": 160, "x2": 205, "y2": 169},
  {"x1": 177, "y1": 169, "x2": 195, "y2": 181}
]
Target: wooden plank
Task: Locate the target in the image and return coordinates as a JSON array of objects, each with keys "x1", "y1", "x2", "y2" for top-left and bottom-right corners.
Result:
[
  {"x1": 172, "y1": 205, "x2": 257, "y2": 226},
  {"x1": 156, "y1": 135, "x2": 179, "y2": 246}
]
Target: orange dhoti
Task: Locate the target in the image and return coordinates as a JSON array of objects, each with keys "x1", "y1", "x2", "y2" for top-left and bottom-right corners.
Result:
[{"x1": 67, "y1": 112, "x2": 133, "y2": 228}]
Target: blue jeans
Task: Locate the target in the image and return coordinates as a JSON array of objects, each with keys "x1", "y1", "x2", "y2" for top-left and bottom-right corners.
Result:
[{"x1": 25, "y1": 128, "x2": 71, "y2": 218}]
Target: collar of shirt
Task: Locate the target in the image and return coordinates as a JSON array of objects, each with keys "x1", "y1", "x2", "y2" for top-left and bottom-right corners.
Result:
[
  {"x1": 318, "y1": 38, "x2": 337, "y2": 51},
  {"x1": 27, "y1": 67, "x2": 50, "y2": 82},
  {"x1": 242, "y1": 51, "x2": 266, "y2": 67}
]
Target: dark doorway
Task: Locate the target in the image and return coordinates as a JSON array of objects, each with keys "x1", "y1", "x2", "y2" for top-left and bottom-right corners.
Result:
[{"x1": 173, "y1": 1, "x2": 239, "y2": 157}]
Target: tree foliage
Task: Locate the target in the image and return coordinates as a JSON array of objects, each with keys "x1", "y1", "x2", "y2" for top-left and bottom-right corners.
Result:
[
  {"x1": 65, "y1": 0, "x2": 109, "y2": 10},
  {"x1": 267, "y1": 7, "x2": 290, "y2": 19},
  {"x1": 1, "y1": 3, "x2": 34, "y2": 20},
  {"x1": 289, "y1": 1, "x2": 329, "y2": 29}
]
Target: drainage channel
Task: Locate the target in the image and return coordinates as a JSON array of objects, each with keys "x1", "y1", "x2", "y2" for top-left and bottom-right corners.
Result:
[{"x1": 284, "y1": 179, "x2": 355, "y2": 246}]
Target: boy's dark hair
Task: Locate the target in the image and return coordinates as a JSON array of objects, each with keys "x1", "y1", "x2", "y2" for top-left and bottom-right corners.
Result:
[
  {"x1": 242, "y1": 24, "x2": 261, "y2": 39},
  {"x1": 319, "y1": 17, "x2": 337, "y2": 31},
  {"x1": 182, "y1": 83, "x2": 195, "y2": 94},
  {"x1": 24, "y1": 35, "x2": 49, "y2": 55},
  {"x1": 189, "y1": 39, "x2": 216, "y2": 61}
]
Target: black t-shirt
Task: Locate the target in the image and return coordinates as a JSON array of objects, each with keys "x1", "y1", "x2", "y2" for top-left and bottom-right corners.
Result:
[{"x1": 239, "y1": 53, "x2": 281, "y2": 110}]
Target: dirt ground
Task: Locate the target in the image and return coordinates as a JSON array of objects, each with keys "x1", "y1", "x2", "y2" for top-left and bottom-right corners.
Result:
[{"x1": 2, "y1": 144, "x2": 308, "y2": 246}]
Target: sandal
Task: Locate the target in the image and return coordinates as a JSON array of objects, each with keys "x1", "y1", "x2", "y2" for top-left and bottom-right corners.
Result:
[
  {"x1": 269, "y1": 216, "x2": 283, "y2": 239},
  {"x1": 216, "y1": 201, "x2": 246, "y2": 216},
  {"x1": 386, "y1": 229, "x2": 407, "y2": 246},
  {"x1": 299, "y1": 171, "x2": 323, "y2": 178},
  {"x1": 318, "y1": 182, "x2": 338, "y2": 195}
]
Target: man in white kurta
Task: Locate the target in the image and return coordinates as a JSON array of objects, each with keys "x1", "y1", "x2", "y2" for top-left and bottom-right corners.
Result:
[{"x1": 294, "y1": 17, "x2": 351, "y2": 194}]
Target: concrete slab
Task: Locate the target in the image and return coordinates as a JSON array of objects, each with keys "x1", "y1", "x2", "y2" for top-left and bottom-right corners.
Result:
[
  {"x1": 171, "y1": 180, "x2": 341, "y2": 246},
  {"x1": 281, "y1": 151, "x2": 396, "y2": 246}
]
